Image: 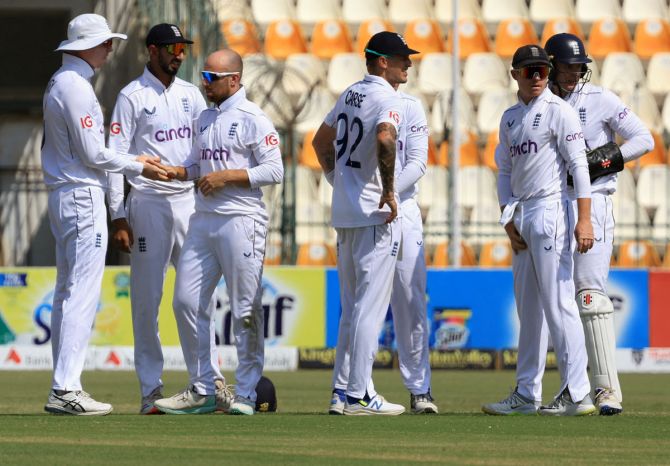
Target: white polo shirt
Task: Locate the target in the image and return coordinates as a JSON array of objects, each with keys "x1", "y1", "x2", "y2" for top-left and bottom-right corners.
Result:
[
  {"x1": 108, "y1": 67, "x2": 207, "y2": 218},
  {"x1": 183, "y1": 87, "x2": 283, "y2": 224},
  {"x1": 324, "y1": 74, "x2": 403, "y2": 228},
  {"x1": 396, "y1": 91, "x2": 428, "y2": 203},
  {"x1": 495, "y1": 86, "x2": 591, "y2": 205},
  {"x1": 563, "y1": 83, "x2": 653, "y2": 195},
  {"x1": 41, "y1": 54, "x2": 143, "y2": 190}
]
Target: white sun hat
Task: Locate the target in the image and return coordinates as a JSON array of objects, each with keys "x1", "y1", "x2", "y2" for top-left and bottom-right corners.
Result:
[{"x1": 55, "y1": 13, "x2": 127, "y2": 52}]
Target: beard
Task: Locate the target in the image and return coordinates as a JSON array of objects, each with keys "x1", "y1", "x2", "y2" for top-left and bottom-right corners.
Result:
[{"x1": 159, "y1": 54, "x2": 180, "y2": 76}]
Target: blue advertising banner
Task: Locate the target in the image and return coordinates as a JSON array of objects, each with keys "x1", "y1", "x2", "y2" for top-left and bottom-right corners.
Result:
[{"x1": 326, "y1": 269, "x2": 649, "y2": 350}]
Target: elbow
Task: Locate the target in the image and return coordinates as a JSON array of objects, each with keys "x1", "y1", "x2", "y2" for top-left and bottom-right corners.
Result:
[
  {"x1": 272, "y1": 164, "x2": 284, "y2": 185},
  {"x1": 644, "y1": 133, "x2": 655, "y2": 153}
]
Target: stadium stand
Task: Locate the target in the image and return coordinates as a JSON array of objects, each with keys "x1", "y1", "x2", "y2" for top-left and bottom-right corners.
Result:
[
  {"x1": 446, "y1": 17, "x2": 491, "y2": 59},
  {"x1": 264, "y1": 19, "x2": 308, "y2": 59},
  {"x1": 479, "y1": 240, "x2": 513, "y2": 267},
  {"x1": 404, "y1": 19, "x2": 446, "y2": 59},
  {"x1": 342, "y1": 0, "x2": 388, "y2": 27},
  {"x1": 251, "y1": 0, "x2": 295, "y2": 26},
  {"x1": 310, "y1": 20, "x2": 354, "y2": 59},
  {"x1": 617, "y1": 240, "x2": 662, "y2": 267},
  {"x1": 588, "y1": 17, "x2": 632, "y2": 59},
  {"x1": 494, "y1": 18, "x2": 540, "y2": 58},
  {"x1": 355, "y1": 19, "x2": 396, "y2": 55},
  {"x1": 634, "y1": 18, "x2": 670, "y2": 60},
  {"x1": 529, "y1": 0, "x2": 575, "y2": 24}
]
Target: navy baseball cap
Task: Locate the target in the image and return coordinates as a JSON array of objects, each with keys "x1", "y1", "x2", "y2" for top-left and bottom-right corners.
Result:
[
  {"x1": 255, "y1": 376, "x2": 277, "y2": 412},
  {"x1": 146, "y1": 23, "x2": 193, "y2": 46},
  {"x1": 512, "y1": 45, "x2": 551, "y2": 69},
  {"x1": 365, "y1": 31, "x2": 419, "y2": 58}
]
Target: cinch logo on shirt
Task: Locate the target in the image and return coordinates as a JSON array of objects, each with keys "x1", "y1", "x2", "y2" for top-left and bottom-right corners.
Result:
[
  {"x1": 618, "y1": 108, "x2": 629, "y2": 120},
  {"x1": 566, "y1": 132, "x2": 584, "y2": 142},
  {"x1": 509, "y1": 139, "x2": 538, "y2": 157},
  {"x1": 410, "y1": 125, "x2": 429, "y2": 134},
  {"x1": 155, "y1": 125, "x2": 192, "y2": 142},
  {"x1": 200, "y1": 147, "x2": 230, "y2": 161}
]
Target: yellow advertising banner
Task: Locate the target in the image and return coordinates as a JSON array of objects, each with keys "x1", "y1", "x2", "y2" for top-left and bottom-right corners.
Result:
[{"x1": 0, "y1": 267, "x2": 326, "y2": 348}]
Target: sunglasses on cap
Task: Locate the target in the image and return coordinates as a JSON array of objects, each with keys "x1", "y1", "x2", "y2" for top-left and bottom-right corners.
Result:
[
  {"x1": 518, "y1": 65, "x2": 550, "y2": 79},
  {"x1": 201, "y1": 71, "x2": 240, "y2": 83},
  {"x1": 163, "y1": 43, "x2": 187, "y2": 56}
]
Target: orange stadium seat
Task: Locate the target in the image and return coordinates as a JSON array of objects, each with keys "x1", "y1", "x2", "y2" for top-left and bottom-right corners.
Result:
[
  {"x1": 432, "y1": 241, "x2": 477, "y2": 267},
  {"x1": 311, "y1": 20, "x2": 353, "y2": 59},
  {"x1": 479, "y1": 240, "x2": 513, "y2": 267},
  {"x1": 446, "y1": 17, "x2": 491, "y2": 59},
  {"x1": 264, "y1": 19, "x2": 308, "y2": 59},
  {"x1": 355, "y1": 19, "x2": 395, "y2": 56},
  {"x1": 617, "y1": 240, "x2": 661, "y2": 267},
  {"x1": 264, "y1": 237, "x2": 283, "y2": 265},
  {"x1": 634, "y1": 18, "x2": 670, "y2": 60},
  {"x1": 540, "y1": 17, "x2": 585, "y2": 45},
  {"x1": 296, "y1": 242, "x2": 337, "y2": 266},
  {"x1": 588, "y1": 18, "x2": 632, "y2": 59},
  {"x1": 220, "y1": 19, "x2": 261, "y2": 57},
  {"x1": 495, "y1": 18, "x2": 539, "y2": 58},
  {"x1": 403, "y1": 19, "x2": 445, "y2": 59},
  {"x1": 436, "y1": 130, "x2": 480, "y2": 167},
  {"x1": 298, "y1": 130, "x2": 322, "y2": 170},
  {"x1": 637, "y1": 131, "x2": 667, "y2": 167},
  {"x1": 664, "y1": 243, "x2": 670, "y2": 268},
  {"x1": 483, "y1": 130, "x2": 499, "y2": 171}
]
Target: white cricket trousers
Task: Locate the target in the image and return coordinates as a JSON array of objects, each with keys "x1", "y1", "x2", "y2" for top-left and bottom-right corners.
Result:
[
  {"x1": 573, "y1": 193, "x2": 614, "y2": 293},
  {"x1": 390, "y1": 199, "x2": 430, "y2": 395},
  {"x1": 511, "y1": 195, "x2": 590, "y2": 403},
  {"x1": 173, "y1": 212, "x2": 266, "y2": 399},
  {"x1": 48, "y1": 185, "x2": 107, "y2": 391},
  {"x1": 127, "y1": 189, "x2": 222, "y2": 398},
  {"x1": 332, "y1": 219, "x2": 401, "y2": 399}
]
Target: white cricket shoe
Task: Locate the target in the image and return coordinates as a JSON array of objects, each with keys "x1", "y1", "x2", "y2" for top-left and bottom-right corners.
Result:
[
  {"x1": 329, "y1": 389, "x2": 345, "y2": 415},
  {"x1": 45, "y1": 390, "x2": 113, "y2": 416},
  {"x1": 411, "y1": 392, "x2": 438, "y2": 414},
  {"x1": 594, "y1": 388, "x2": 623, "y2": 416},
  {"x1": 482, "y1": 388, "x2": 539, "y2": 416},
  {"x1": 215, "y1": 379, "x2": 235, "y2": 413},
  {"x1": 343, "y1": 394, "x2": 405, "y2": 416},
  {"x1": 229, "y1": 395, "x2": 255, "y2": 415},
  {"x1": 539, "y1": 388, "x2": 596, "y2": 416},
  {"x1": 154, "y1": 386, "x2": 216, "y2": 414},
  {"x1": 140, "y1": 386, "x2": 164, "y2": 415}
]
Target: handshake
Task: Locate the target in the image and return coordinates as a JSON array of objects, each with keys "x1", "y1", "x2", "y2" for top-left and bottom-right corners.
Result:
[{"x1": 136, "y1": 155, "x2": 183, "y2": 182}]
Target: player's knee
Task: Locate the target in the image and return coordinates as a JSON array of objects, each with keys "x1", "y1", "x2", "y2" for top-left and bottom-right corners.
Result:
[{"x1": 576, "y1": 289, "x2": 613, "y2": 316}]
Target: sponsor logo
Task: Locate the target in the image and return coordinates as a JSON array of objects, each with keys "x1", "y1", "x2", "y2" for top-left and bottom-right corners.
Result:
[
  {"x1": 391, "y1": 241, "x2": 399, "y2": 257},
  {"x1": 389, "y1": 111, "x2": 400, "y2": 124},
  {"x1": 566, "y1": 132, "x2": 584, "y2": 142},
  {"x1": 344, "y1": 90, "x2": 366, "y2": 108},
  {"x1": 433, "y1": 309, "x2": 472, "y2": 349},
  {"x1": 583, "y1": 293, "x2": 592, "y2": 306},
  {"x1": 569, "y1": 40, "x2": 580, "y2": 55},
  {"x1": 181, "y1": 97, "x2": 190, "y2": 113},
  {"x1": 243, "y1": 252, "x2": 252, "y2": 258},
  {"x1": 0, "y1": 273, "x2": 27, "y2": 287},
  {"x1": 228, "y1": 122, "x2": 238, "y2": 138},
  {"x1": 95, "y1": 232, "x2": 102, "y2": 248},
  {"x1": 369, "y1": 397, "x2": 383, "y2": 410},
  {"x1": 429, "y1": 350, "x2": 496, "y2": 370},
  {"x1": 506, "y1": 119, "x2": 514, "y2": 128},
  {"x1": 5, "y1": 348, "x2": 21, "y2": 364},
  {"x1": 409, "y1": 124, "x2": 429, "y2": 134},
  {"x1": 80, "y1": 115, "x2": 93, "y2": 129},
  {"x1": 264, "y1": 133, "x2": 279, "y2": 147},
  {"x1": 579, "y1": 107, "x2": 587, "y2": 124},
  {"x1": 170, "y1": 25, "x2": 181, "y2": 37},
  {"x1": 138, "y1": 237, "x2": 147, "y2": 253},
  {"x1": 200, "y1": 147, "x2": 230, "y2": 161},
  {"x1": 509, "y1": 139, "x2": 538, "y2": 157},
  {"x1": 110, "y1": 122, "x2": 121, "y2": 135},
  {"x1": 601, "y1": 159, "x2": 611, "y2": 169},
  {"x1": 298, "y1": 348, "x2": 394, "y2": 369},
  {"x1": 200, "y1": 124, "x2": 209, "y2": 134},
  {"x1": 618, "y1": 108, "x2": 629, "y2": 120},
  {"x1": 155, "y1": 125, "x2": 192, "y2": 142},
  {"x1": 632, "y1": 349, "x2": 644, "y2": 365},
  {"x1": 544, "y1": 245, "x2": 552, "y2": 251},
  {"x1": 105, "y1": 351, "x2": 121, "y2": 366},
  {"x1": 144, "y1": 106, "x2": 157, "y2": 116},
  {"x1": 502, "y1": 349, "x2": 558, "y2": 370}
]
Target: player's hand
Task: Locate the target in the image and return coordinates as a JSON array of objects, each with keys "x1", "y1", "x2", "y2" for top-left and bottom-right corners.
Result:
[
  {"x1": 111, "y1": 218, "x2": 133, "y2": 253},
  {"x1": 574, "y1": 218, "x2": 594, "y2": 254},
  {"x1": 504, "y1": 222, "x2": 527, "y2": 253},
  {"x1": 137, "y1": 155, "x2": 169, "y2": 181},
  {"x1": 198, "y1": 170, "x2": 228, "y2": 196},
  {"x1": 379, "y1": 191, "x2": 397, "y2": 224}
]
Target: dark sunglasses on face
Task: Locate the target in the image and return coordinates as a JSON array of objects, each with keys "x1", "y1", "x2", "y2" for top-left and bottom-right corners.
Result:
[
  {"x1": 201, "y1": 71, "x2": 240, "y2": 83},
  {"x1": 519, "y1": 65, "x2": 550, "y2": 79},
  {"x1": 164, "y1": 43, "x2": 187, "y2": 56}
]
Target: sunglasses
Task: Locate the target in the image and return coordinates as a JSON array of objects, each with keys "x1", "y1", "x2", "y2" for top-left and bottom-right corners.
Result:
[
  {"x1": 519, "y1": 65, "x2": 550, "y2": 79},
  {"x1": 164, "y1": 43, "x2": 187, "y2": 56},
  {"x1": 201, "y1": 71, "x2": 240, "y2": 83}
]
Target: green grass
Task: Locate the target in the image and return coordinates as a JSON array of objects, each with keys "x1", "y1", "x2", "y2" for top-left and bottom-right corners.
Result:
[{"x1": 0, "y1": 370, "x2": 668, "y2": 465}]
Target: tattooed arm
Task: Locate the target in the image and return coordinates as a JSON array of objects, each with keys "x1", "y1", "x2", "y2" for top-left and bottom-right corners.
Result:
[{"x1": 377, "y1": 122, "x2": 397, "y2": 223}]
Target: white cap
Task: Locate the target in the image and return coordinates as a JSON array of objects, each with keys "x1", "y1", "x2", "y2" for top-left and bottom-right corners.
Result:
[{"x1": 55, "y1": 14, "x2": 127, "y2": 52}]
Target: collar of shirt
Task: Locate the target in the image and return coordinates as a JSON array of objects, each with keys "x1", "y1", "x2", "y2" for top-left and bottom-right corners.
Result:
[
  {"x1": 363, "y1": 74, "x2": 396, "y2": 92},
  {"x1": 141, "y1": 66, "x2": 171, "y2": 93},
  {"x1": 516, "y1": 85, "x2": 551, "y2": 109},
  {"x1": 61, "y1": 53, "x2": 95, "y2": 81},
  {"x1": 216, "y1": 86, "x2": 247, "y2": 113}
]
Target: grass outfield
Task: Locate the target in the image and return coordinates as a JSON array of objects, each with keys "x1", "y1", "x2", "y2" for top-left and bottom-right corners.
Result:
[{"x1": 0, "y1": 370, "x2": 668, "y2": 465}]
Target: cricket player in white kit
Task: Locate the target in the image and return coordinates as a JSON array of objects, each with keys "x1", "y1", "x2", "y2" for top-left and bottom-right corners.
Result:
[
  {"x1": 326, "y1": 90, "x2": 437, "y2": 414},
  {"x1": 313, "y1": 32, "x2": 411, "y2": 416},
  {"x1": 154, "y1": 49, "x2": 283, "y2": 415},
  {"x1": 108, "y1": 24, "x2": 231, "y2": 414},
  {"x1": 41, "y1": 14, "x2": 168, "y2": 415},
  {"x1": 544, "y1": 33, "x2": 654, "y2": 415},
  {"x1": 482, "y1": 45, "x2": 596, "y2": 416}
]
